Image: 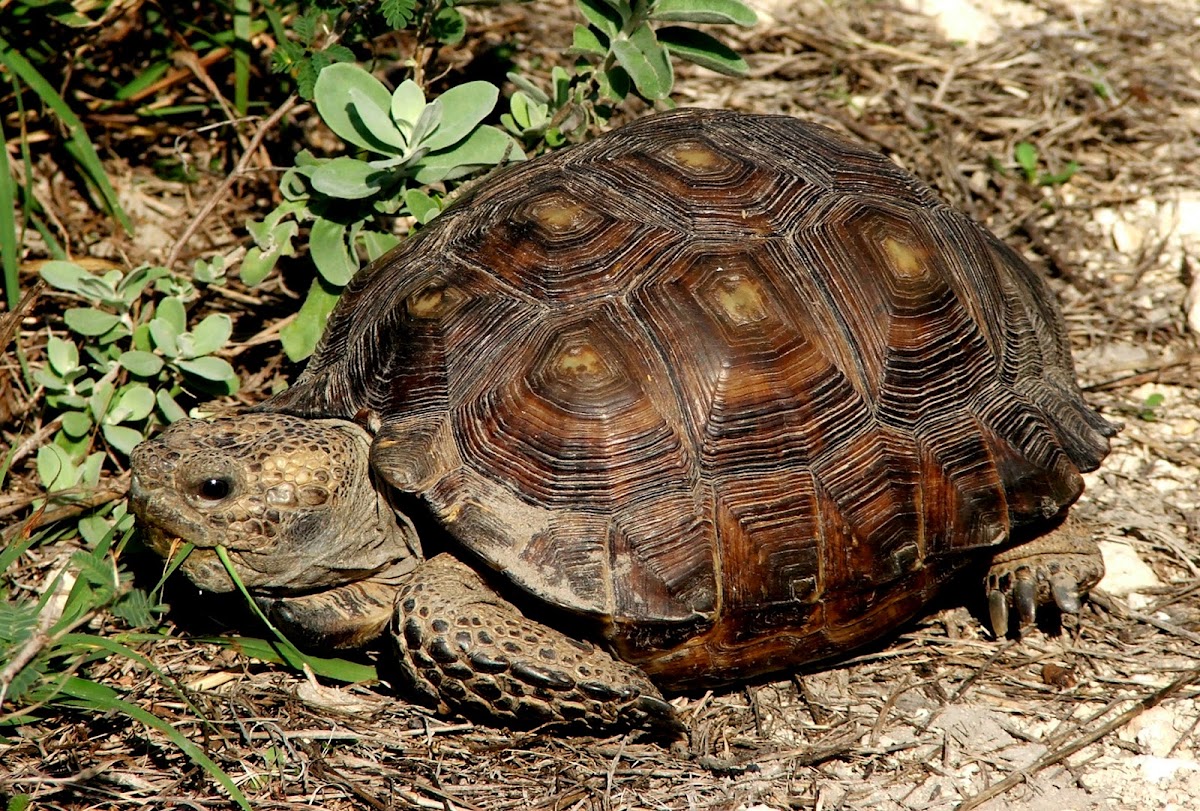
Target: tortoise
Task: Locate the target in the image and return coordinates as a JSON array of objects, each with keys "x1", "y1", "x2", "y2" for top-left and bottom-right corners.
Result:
[{"x1": 129, "y1": 108, "x2": 1117, "y2": 733}]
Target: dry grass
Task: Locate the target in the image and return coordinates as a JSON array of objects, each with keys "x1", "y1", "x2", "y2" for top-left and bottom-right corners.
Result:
[{"x1": 3, "y1": 0, "x2": 1199, "y2": 808}]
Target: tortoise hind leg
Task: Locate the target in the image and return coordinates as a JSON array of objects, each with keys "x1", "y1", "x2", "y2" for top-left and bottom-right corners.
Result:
[
  {"x1": 985, "y1": 515, "x2": 1104, "y2": 636},
  {"x1": 391, "y1": 554, "x2": 681, "y2": 735}
]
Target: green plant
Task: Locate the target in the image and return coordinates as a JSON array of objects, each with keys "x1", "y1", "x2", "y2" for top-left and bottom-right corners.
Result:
[
  {"x1": 247, "y1": 0, "x2": 756, "y2": 360},
  {"x1": 571, "y1": 0, "x2": 755, "y2": 102},
  {"x1": 243, "y1": 62, "x2": 524, "y2": 358},
  {"x1": 1138, "y1": 391, "x2": 1165, "y2": 422},
  {"x1": 0, "y1": 1, "x2": 293, "y2": 309},
  {"x1": 0, "y1": 522, "x2": 253, "y2": 809},
  {"x1": 0, "y1": 26, "x2": 132, "y2": 309},
  {"x1": 33, "y1": 260, "x2": 239, "y2": 495},
  {"x1": 1013, "y1": 141, "x2": 1078, "y2": 187}
]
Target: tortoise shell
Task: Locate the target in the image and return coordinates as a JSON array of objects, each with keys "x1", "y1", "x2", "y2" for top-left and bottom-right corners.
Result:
[{"x1": 266, "y1": 108, "x2": 1113, "y2": 686}]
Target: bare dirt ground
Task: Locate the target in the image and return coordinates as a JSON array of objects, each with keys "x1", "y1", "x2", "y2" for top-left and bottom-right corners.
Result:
[{"x1": 3, "y1": 0, "x2": 1200, "y2": 809}]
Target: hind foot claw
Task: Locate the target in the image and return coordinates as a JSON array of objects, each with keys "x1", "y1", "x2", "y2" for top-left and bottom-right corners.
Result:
[{"x1": 985, "y1": 517, "x2": 1103, "y2": 637}]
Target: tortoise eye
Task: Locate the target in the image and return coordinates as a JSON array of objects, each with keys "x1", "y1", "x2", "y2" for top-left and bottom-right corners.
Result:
[{"x1": 197, "y1": 477, "x2": 232, "y2": 501}]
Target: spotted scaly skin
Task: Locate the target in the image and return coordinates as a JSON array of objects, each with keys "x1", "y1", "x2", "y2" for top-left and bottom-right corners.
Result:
[
  {"x1": 130, "y1": 414, "x2": 421, "y2": 648},
  {"x1": 393, "y1": 555, "x2": 681, "y2": 734}
]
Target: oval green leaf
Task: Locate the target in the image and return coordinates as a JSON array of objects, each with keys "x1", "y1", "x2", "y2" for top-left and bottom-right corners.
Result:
[
  {"x1": 89, "y1": 379, "x2": 115, "y2": 423},
  {"x1": 102, "y1": 424, "x2": 145, "y2": 456},
  {"x1": 188, "y1": 313, "x2": 233, "y2": 357},
  {"x1": 412, "y1": 127, "x2": 525, "y2": 184},
  {"x1": 156, "y1": 389, "x2": 190, "y2": 423},
  {"x1": 432, "y1": 6, "x2": 465, "y2": 45},
  {"x1": 309, "y1": 217, "x2": 357, "y2": 286},
  {"x1": 391, "y1": 79, "x2": 426, "y2": 138},
  {"x1": 408, "y1": 102, "x2": 444, "y2": 153},
  {"x1": 107, "y1": 385, "x2": 156, "y2": 423},
  {"x1": 576, "y1": 0, "x2": 623, "y2": 37},
  {"x1": 60, "y1": 410, "x2": 93, "y2": 439},
  {"x1": 117, "y1": 265, "x2": 170, "y2": 304},
  {"x1": 118, "y1": 350, "x2": 164, "y2": 376},
  {"x1": 611, "y1": 24, "x2": 674, "y2": 100},
  {"x1": 421, "y1": 82, "x2": 499, "y2": 152},
  {"x1": 570, "y1": 24, "x2": 607, "y2": 57},
  {"x1": 47, "y1": 336, "x2": 79, "y2": 375},
  {"x1": 650, "y1": 0, "x2": 757, "y2": 26},
  {"x1": 357, "y1": 229, "x2": 402, "y2": 261},
  {"x1": 37, "y1": 444, "x2": 77, "y2": 491},
  {"x1": 64, "y1": 308, "x2": 121, "y2": 336},
  {"x1": 657, "y1": 26, "x2": 749, "y2": 76},
  {"x1": 177, "y1": 356, "x2": 239, "y2": 385},
  {"x1": 311, "y1": 157, "x2": 387, "y2": 199},
  {"x1": 403, "y1": 189, "x2": 441, "y2": 224},
  {"x1": 345, "y1": 84, "x2": 408, "y2": 154},
  {"x1": 39, "y1": 260, "x2": 94, "y2": 296},
  {"x1": 155, "y1": 296, "x2": 187, "y2": 333},
  {"x1": 314, "y1": 63, "x2": 395, "y2": 153}
]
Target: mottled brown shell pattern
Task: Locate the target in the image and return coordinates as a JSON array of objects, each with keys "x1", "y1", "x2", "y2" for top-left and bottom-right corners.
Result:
[{"x1": 267, "y1": 108, "x2": 1114, "y2": 686}]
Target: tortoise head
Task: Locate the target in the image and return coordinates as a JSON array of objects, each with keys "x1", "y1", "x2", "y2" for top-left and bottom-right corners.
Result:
[{"x1": 130, "y1": 413, "x2": 420, "y2": 645}]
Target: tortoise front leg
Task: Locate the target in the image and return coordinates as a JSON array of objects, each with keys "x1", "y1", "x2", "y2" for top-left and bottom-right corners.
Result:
[
  {"x1": 256, "y1": 574, "x2": 402, "y2": 649},
  {"x1": 392, "y1": 554, "x2": 681, "y2": 735}
]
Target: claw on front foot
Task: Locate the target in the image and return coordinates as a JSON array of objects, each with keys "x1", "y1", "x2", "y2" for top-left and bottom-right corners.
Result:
[{"x1": 1014, "y1": 572, "x2": 1037, "y2": 627}]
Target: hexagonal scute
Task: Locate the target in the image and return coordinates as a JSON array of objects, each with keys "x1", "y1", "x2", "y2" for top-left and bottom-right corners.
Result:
[
  {"x1": 451, "y1": 302, "x2": 695, "y2": 510},
  {"x1": 629, "y1": 238, "x2": 872, "y2": 462},
  {"x1": 449, "y1": 170, "x2": 682, "y2": 303},
  {"x1": 567, "y1": 117, "x2": 828, "y2": 238},
  {"x1": 785, "y1": 195, "x2": 990, "y2": 402}
]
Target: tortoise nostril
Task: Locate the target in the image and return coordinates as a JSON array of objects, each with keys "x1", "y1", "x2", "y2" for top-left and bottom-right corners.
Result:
[{"x1": 198, "y1": 477, "x2": 232, "y2": 501}]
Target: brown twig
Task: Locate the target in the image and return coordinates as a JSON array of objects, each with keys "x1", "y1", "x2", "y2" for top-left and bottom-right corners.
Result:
[
  {"x1": 163, "y1": 95, "x2": 300, "y2": 272},
  {"x1": 955, "y1": 666, "x2": 1200, "y2": 811},
  {"x1": 0, "y1": 480, "x2": 129, "y2": 545},
  {"x1": 1, "y1": 280, "x2": 45, "y2": 349}
]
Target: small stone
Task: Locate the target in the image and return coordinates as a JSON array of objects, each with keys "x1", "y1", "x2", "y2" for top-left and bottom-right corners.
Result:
[
  {"x1": 1185, "y1": 270, "x2": 1200, "y2": 337},
  {"x1": 1098, "y1": 541, "x2": 1163, "y2": 596},
  {"x1": 1041, "y1": 662, "x2": 1077, "y2": 689}
]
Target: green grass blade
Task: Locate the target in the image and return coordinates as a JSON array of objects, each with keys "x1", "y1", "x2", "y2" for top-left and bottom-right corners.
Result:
[
  {"x1": 233, "y1": 0, "x2": 252, "y2": 116},
  {"x1": 0, "y1": 530, "x2": 35, "y2": 573},
  {"x1": 214, "y1": 545, "x2": 315, "y2": 671},
  {"x1": 58, "y1": 676, "x2": 252, "y2": 810},
  {"x1": 214, "y1": 546, "x2": 378, "y2": 682},
  {"x1": 0, "y1": 35, "x2": 133, "y2": 235},
  {"x1": 57, "y1": 633, "x2": 225, "y2": 729},
  {"x1": 0, "y1": 113, "x2": 19, "y2": 309},
  {"x1": 206, "y1": 635, "x2": 377, "y2": 683}
]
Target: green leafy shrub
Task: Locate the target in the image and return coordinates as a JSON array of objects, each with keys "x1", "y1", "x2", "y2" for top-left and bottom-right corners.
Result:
[
  {"x1": 247, "y1": 0, "x2": 757, "y2": 360},
  {"x1": 34, "y1": 260, "x2": 239, "y2": 496},
  {"x1": 244, "y1": 63, "x2": 525, "y2": 358}
]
